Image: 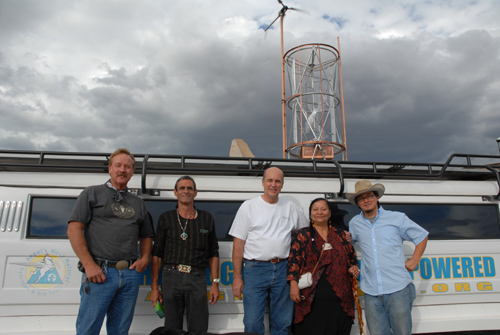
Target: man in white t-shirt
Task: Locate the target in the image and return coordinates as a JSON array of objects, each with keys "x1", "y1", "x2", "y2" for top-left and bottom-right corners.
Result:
[{"x1": 229, "y1": 167, "x2": 308, "y2": 335}]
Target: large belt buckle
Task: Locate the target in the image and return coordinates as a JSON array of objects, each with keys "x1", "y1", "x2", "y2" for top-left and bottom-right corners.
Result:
[
  {"x1": 270, "y1": 258, "x2": 280, "y2": 263},
  {"x1": 115, "y1": 260, "x2": 129, "y2": 270},
  {"x1": 177, "y1": 264, "x2": 192, "y2": 273}
]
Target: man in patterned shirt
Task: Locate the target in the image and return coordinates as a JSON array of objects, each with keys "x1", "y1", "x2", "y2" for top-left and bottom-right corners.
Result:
[{"x1": 150, "y1": 176, "x2": 220, "y2": 333}]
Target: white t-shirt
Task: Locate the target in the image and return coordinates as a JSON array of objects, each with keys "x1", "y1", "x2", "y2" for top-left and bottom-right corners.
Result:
[{"x1": 229, "y1": 195, "x2": 308, "y2": 260}]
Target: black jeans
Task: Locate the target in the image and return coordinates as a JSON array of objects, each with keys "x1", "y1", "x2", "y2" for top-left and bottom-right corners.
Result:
[{"x1": 161, "y1": 265, "x2": 209, "y2": 333}]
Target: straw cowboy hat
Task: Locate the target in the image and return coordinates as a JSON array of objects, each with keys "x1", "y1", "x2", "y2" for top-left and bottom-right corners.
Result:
[{"x1": 346, "y1": 180, "x2": 385, "y2": 205}]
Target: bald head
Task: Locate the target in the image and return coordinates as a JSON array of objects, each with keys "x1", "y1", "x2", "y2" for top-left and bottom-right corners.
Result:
[
  {"x1": 263, "y1": 167, "x2": 284, "y2": 183},
  {"x1": 261, "y1": 167, "x2": 284, "y2": 204}
]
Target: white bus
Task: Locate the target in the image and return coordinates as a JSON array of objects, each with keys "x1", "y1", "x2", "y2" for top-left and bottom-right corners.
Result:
[{"x1": 0, "y1": 150, "x2": 499, "y2": 334}]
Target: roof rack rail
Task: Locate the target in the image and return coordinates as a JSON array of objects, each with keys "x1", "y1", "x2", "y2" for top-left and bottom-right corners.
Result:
[{"x1": 0, "y1": 150, "x2": 499, "y2": 199}]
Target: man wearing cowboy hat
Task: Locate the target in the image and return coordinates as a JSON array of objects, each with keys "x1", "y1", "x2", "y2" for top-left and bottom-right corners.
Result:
[{"x1": 347, "y1": 180, "x2": 428, "y2": 335}]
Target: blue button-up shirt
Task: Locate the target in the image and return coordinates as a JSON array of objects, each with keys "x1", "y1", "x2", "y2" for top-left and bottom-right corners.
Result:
[{"x1": 349, "y1": 206, "x2": 429, "y2": 296}]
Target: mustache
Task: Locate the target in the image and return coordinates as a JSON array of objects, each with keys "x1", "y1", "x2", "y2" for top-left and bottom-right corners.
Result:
[{"x1": 116, "y1": 173, "x2": 128, "y2": 177}]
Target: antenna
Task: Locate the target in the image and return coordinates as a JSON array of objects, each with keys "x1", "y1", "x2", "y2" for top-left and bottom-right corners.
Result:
[{"x1": 264, "y1": 0, "x2": 309, "y2": 158}]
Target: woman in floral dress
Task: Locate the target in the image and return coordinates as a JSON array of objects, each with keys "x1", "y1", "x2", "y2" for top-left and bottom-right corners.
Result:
[{"x1": 287, "y1": 198, "x2": 360, "y2": 335}]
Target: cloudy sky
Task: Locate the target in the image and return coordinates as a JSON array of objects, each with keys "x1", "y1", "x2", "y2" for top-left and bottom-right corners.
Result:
[{"x1": 1, "y1": 0, "x2": 499, "y2": 164}]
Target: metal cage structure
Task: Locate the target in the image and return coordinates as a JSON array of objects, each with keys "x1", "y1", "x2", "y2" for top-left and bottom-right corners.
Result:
[{"x1": 284, "y1": 43, "x2": 347, "y2": 160}]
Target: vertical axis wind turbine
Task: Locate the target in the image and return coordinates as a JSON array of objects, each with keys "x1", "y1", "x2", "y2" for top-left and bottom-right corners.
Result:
[{"x1": 264, "y1": 1, "x2": 308, "y2": 158}]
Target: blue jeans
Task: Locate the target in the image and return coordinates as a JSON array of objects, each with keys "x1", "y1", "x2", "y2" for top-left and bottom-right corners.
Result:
[
  {"x1": 364, "y1": 282, "x2": 416, "y2": 335},
  {"x1": 76, "y1": 267, "x2": 141, "y2": 335},
  {"x1": 161, "y1": 265, "x2": 209, "y2": 333},
  {"x1": 242, "y1": 260, "x2": 293, "y2": 335}
]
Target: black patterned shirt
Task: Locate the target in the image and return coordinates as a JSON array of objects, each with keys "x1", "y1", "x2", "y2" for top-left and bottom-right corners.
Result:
[{"x1": 152, "y1": 209, "x2": 219, "y2": 268}]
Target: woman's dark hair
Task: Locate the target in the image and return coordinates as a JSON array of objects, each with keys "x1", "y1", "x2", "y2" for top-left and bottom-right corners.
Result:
[
  {"x1": 309, "y1": 198, "x2": 331, "y2": 254},
  {"x1": 309, "y1": 198, "x2": 330, "y2": 222}
]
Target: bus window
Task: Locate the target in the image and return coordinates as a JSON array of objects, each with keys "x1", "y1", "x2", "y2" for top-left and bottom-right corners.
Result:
[
  {"x1": 27, "y1": 197, "x2": 76, "y2": 239},
  {"x1": 26, "y1": 197, "x2": 242, "y2": 241},
  {"x1": 145, "y1": 200, "x2": 242, "y2": 242},
  {"x1": 338, "y1": 203, "x2": 500, "y2": 240}
]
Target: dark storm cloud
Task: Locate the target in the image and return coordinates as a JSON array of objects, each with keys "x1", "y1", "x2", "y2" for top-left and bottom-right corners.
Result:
[
  {"x1": 342, "y1": 30, "x2": 500, "y2": 162},
  {"x1": 0, "y1": 0, "x2": 499, "y2": 164}
]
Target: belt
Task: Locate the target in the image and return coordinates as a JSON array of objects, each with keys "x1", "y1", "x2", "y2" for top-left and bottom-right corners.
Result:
[
  {"x1": 249, "y1": 258, "x2": 288, "y2": 263},
  {"x1": 95, "y1": 259, "x2": 136, "y2": 270},
  {"x1": 168, "y1": 264, "x2": 200, "y2": 274}
]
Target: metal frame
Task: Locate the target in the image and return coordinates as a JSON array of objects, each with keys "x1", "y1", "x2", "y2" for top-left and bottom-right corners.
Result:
[
  {"x1": 1, "y1": 150, "x2": 499, "y2": 200},
  {"x1": 284, "y1": 44, "x2": 346, "y2": 160}
]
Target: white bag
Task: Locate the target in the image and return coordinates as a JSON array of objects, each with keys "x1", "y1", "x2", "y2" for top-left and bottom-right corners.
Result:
[
  {"x1": 297, "y1": 244, "x2": 326, "y2": 290},
  {"x1": 298, "y1": 272, "x2": 313, "y2": 290}
]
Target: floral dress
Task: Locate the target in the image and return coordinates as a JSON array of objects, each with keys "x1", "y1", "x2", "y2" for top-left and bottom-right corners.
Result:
[{"x1": 287, "y1": 226, "x2": 358, "y2": 325}]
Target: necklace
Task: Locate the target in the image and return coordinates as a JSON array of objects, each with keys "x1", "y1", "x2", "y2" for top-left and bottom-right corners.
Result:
[
  {"x1": 312, "y1": 223, "x2": 331, "y2": 242},
  {"x1": 177, "y1": 208, "x2": 196, "y2": 241}
]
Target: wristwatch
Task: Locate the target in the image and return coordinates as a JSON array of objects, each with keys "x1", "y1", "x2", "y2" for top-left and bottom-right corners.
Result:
[{"x1": 212, "y1": 278, "x2": 220, "y2": 284}]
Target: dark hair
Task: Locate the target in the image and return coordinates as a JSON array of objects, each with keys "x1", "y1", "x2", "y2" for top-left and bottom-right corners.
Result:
[
  {"x1": 308, "y1": 198, "x2": 351, "y2": 253},
  {"x1": 309, "y1": 198, "x2": 329, "y2": 221},
  {"x1": 174, "y1": 176, "x2": 197, "y2": 191},
  {"x1": 309, "y1": 198, "x2": 330, "y2": 255}
]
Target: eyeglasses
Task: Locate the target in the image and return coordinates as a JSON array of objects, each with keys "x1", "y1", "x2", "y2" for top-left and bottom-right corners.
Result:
[{"x1": 356, "y1": 194, "x2": 375, "y2": 202}]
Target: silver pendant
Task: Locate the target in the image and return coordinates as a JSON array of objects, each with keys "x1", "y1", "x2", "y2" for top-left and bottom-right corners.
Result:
[{"x1": 181, "y1": 232, "x2": 188, "y2": 240}]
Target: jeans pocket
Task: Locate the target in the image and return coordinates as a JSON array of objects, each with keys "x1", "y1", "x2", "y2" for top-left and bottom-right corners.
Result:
[
  {"x1": 243, "y1": 259, "x2": 257, "y2": 269},
  {"x1": 162, "y1": 265, "x2": 175, "y2": 280},
  {"x1": 242, "y1": 260, "x2": 261, "y2": 282}
]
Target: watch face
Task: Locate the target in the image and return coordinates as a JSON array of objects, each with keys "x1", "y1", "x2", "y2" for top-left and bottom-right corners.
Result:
[{"x1": 213, "y1": 278, "x2": 220, "y2": 283}]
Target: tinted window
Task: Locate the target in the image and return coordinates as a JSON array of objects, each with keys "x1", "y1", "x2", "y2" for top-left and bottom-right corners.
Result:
[
  {"x1": 336, "y1": 203, "x2": 500, "y2": 240},
  {"x1": 144, "y1": 200, "x2": 242, "y2": 241},
  {"x1": 28, "y1": 197, "x2": 500, "y2": 240},
  {"x1": 28, "y1": 197, "x2": 76, "y2": 239},
  {"x1": 27, "y1": 197, "x2": 242, "y2": 241}
]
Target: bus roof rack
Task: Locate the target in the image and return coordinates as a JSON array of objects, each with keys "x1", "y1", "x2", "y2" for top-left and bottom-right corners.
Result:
[{"x1": 0, "y1": 150, "x2": 499, "y2": 200}]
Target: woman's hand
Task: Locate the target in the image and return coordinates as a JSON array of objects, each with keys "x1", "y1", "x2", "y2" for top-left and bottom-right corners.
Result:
[
  {"x1": 289, "y1": 280, "x2": 302, "y2": 303},
  {"x1": 344, "y1": 231, "x2": 352, "y2": 243},
  {"x1": 348, "y1": 265, "x2": 360, "y2": 278}
]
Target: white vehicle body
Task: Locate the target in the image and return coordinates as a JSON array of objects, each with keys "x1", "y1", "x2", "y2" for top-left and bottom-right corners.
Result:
[{"x1": 0, "y1": 150, "x2": 499, "y2": 334}]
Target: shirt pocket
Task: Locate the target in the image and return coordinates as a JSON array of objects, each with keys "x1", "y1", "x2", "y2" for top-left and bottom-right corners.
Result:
[{"x1": 380, "y1": 226, "x2": 402, "y2": 246}]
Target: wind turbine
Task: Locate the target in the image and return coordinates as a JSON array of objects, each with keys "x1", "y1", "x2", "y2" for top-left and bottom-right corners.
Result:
[
  {"x1": 264, "y1": 0, "x2": 308, "y2": 32},
  {"x1": 265, "y1": 1, "x2": 309, "y2": 158}
]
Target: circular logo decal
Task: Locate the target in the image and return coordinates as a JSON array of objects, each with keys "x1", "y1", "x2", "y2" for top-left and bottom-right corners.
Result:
[
  {"x1": 14, "y1": 250, "x2": 72, "y2": 296},
  {"x1": 111, "y1": 202, "x2": 135, "y2": 219}
]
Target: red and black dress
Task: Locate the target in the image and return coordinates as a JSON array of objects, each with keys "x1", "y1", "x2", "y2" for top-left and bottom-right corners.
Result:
[{"x1": 287, "y1": 226, "x2": 357, "y2": 335}]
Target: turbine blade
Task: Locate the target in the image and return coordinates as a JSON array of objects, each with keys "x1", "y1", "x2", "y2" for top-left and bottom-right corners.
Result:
[
  {"x1": 264, "y1": 15, "x2": 280, "y2": 32},
  {"x1": 289, "y1": 7, "x2": 310, "y2": 15}
]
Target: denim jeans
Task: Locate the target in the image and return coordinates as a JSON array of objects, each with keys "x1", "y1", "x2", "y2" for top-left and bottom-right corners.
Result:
[
  {"x1": 161, "y1": 265, "x2": 209, "y2": 333},
  {"x1": 76, "y1": 267, "x2": 141, "y2": 335},
  {"x1": 364, "y1": 282, "x2": 416, "y2": 335},
  {"x1": 242, "y1": 259, "x2": 293, "y2": 335}
]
